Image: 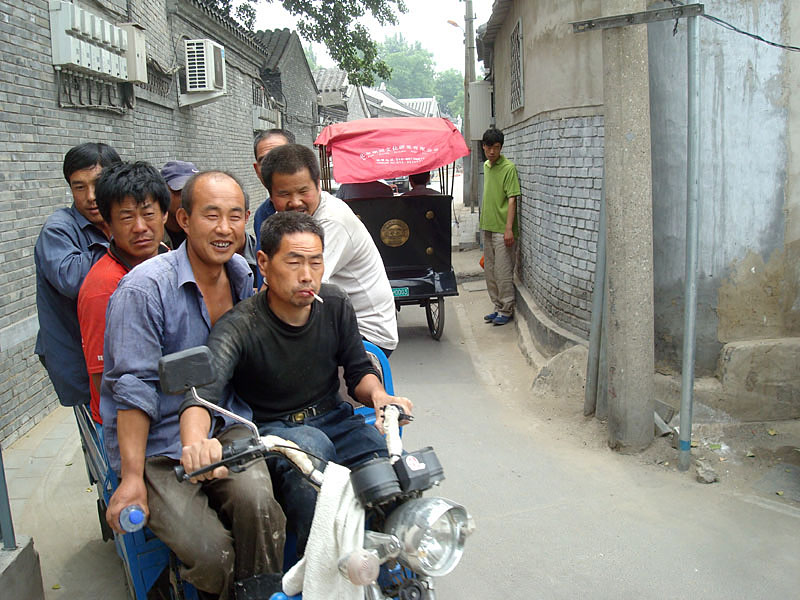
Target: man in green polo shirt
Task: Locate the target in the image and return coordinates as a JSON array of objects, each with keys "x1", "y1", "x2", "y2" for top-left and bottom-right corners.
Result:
[{"x1": 480, "y1": 128, "x2": 521, "y2": 326}]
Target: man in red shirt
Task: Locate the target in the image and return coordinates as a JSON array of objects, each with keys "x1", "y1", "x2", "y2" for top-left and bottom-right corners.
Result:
[{"x1": 77, "y1": 162, "x2": 169, "y2": 422}]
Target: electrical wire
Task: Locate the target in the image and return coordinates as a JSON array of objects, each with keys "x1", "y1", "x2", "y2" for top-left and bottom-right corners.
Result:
[{"x1": 669, "y1": 0, "x2": 800, "y2": 52}]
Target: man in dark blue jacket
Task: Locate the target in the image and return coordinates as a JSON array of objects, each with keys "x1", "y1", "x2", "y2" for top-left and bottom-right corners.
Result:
[{"x1": 34, "y1": 142, "x2": 121, "y2": 407}]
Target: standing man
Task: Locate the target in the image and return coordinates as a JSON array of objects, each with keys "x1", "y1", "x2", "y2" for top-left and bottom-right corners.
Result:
[
  {"x1": 100, "y1": 171, "x2": 285, "y2": 599},
  {"x1": 261, "y1": 144, "x2": 398, "y2": 356},
  {"x1": 77, "y1": 162, "x2": 169, "y2": 424},
  {"x1": 181, "y1": 211, "x2": 413, "y2": 554},
  {"x1": 160, "y1": 160, "x2": 199, "y2": 249},
  {"x1": 480, "y1": 128, "x2": 521, "y2": 327},
  {"x1": 35, "y1": 142, "x2": 121, "y2": 408}
]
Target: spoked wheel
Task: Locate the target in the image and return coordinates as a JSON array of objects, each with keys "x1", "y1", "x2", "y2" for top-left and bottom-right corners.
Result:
[{"x1": 424, "y1": 297, "x2": 445, "y2": 340}]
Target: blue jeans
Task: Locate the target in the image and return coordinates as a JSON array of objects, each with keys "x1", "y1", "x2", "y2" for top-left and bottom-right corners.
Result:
[{"x1": 258, "y1": 402, "x2": 387, "y2": 555}]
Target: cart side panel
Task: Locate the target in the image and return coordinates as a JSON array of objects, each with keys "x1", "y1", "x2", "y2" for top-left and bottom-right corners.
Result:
[{"x1": 347, "y1": 195, "x2": 453, "y2": 273}]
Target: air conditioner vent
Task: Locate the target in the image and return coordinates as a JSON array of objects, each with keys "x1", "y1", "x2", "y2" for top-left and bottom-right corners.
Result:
[{"x1": 185, "y1": 39, "x2": 226, "y2": 93}]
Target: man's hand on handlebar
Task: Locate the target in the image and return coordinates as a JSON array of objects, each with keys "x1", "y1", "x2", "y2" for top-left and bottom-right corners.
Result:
[
  {"x1": 180, "y1": 438, "x2": 229, "y2": 482},
  {"x1": 373, "y1": 393, "x2": 414, "y2": 434},
  {"x1": 107, "y1": 476, "x2": 148, "y2": 535}
]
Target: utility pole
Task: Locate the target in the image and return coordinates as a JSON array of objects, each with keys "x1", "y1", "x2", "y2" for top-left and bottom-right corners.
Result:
[
  {"x1": 464, "y1": 0, "x2": 477, "y2": 210},
  {"x1": 573, "y1": 2, "x2": 704, "y2": 453}
]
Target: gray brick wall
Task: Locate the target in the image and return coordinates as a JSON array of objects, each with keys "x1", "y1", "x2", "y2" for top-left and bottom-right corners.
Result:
[
  {"x1": 0, "y1": 0, "x2": 315, "y2": 445},
  {"x1": 0, "y1": 339, "x2": 57, "y2": 446},
  {"x1": 504, "y1": 115, "x2": 604, "y2": 339},
  {"x1": 278, "y1": 36, "x2": 318, "y2": 147}
]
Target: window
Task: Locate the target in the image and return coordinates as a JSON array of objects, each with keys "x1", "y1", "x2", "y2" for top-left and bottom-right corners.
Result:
[{"x1": 510, "y1": 18, "x2": 524, "y2": 112}]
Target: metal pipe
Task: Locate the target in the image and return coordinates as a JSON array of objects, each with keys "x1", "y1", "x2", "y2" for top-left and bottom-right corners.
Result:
[
  {"x1": 584, "y1": 165, "x2": 607, "y2": 416},
  {"x1": 189, "y1": 388, "x2": 261, "y2": 441},
  {"x1": 0, "y1": 446, "x2": 17, "y2": 550},
  {"x1": 678, "y1": 15, "x2": 700, "y2": 472}
]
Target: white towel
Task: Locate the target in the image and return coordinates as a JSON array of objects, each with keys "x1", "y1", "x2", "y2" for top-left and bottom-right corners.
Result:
[{"x1": 282, "y1": 462, "x2": 365, "y2": 600}]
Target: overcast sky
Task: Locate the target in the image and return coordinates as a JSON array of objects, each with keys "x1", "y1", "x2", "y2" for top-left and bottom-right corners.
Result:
[{"x1": 251, "y1": 0, "x2": 494, "y2": 74}]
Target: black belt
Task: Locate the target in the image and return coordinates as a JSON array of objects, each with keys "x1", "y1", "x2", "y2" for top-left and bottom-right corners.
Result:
[{"x1": 285, "y1": 396, "x2": 339, "y2": 423}]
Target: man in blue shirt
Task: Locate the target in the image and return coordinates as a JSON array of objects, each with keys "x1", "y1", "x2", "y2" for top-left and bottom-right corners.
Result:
[
  {"x1": 34, "y1": 142, "x2": 121, "y2": 407},
  {"x1": 100, "y1": 171, "x2": 285, "y2": 599},
  {"x1": 251, "y1": 129, "x2": 294, "y2": 289}
]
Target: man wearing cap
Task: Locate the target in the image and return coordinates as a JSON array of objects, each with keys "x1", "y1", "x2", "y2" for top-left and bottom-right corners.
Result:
[{"x1": 160, "y1": 160, "x2": 198, "y2": 249}]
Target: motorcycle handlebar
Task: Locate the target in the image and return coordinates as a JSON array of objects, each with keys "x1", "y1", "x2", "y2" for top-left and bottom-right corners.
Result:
[
  {"x1": 173, "y1": 437, "x2": 264, "y2": 482},
  {"x1": 174, "y1": 435, "x2": 324, "y2": 485}
]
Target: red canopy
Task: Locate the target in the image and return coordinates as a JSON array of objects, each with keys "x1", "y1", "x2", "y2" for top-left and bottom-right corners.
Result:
[{"x1": 314, "y1": 117, "x2": 469, "y2": 184}]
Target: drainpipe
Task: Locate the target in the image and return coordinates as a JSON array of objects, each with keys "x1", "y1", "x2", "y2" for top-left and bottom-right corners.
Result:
[
  {"x1": 584, "y1": 165, "x2": 607, "y2": 416},
  {"x1": 678, "y1": 14, "x2": 701, "y2": 472}
]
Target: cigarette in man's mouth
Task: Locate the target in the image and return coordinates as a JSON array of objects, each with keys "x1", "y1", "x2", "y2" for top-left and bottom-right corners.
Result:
[{"x1": 312, "y1": 292, "x2": 324, "y2": 303}]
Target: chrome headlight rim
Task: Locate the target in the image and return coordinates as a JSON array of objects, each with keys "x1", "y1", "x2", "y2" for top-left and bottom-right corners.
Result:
[{"x1": 383, "y1": 496, "x2": 473, "y2": 577}]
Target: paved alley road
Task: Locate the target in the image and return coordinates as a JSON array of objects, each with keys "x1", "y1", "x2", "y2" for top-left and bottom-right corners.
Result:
[{"x1": 391, "y1": 284, "x2": 800, "y2": 599}]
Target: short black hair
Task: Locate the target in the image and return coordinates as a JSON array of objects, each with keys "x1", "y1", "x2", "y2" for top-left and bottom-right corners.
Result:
[
  {"x1": 253, "y1": 129, "x2": 295, "y2": 159},
  {"x1": 63, "y1": 142, "x2": 121, "y2": 183},
  {"x1": 481, "y1": 128, "x2": 504, "y2": 147},
  {"x1": 409, "y1": 171, "x2": 431, "y2": 186},
  {"x1": 260, "y1": 144, "x2": 320, "y2": 194},
  {"x1": 95, "y1": 161, "x2": 170, "y2": 223},
  {"x1": 181, "y1": 171, "x2": 249, "y2": 214},
  {"x1": 260, "y1": 211, "x2": 324, "y2": 259}
]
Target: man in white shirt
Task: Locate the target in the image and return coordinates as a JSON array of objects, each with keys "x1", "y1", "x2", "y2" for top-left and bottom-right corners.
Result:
[{"x1": 260, "y1": 144, "x2": 398, "y2": 356}]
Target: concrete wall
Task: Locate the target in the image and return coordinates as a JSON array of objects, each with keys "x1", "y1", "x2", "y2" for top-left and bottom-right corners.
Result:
[
  {"x1": 0, "y1": 0, "x2": 277, "y2": 445},
  {"x1": 487, "y1": 0, "x2": 606, "y2": 339},
  {"x1": 648, "y1": 0, "x2": 799, "y2": 374},
  {"x1": 492, "y1": 0, "x2": 604, "y2": 130}
]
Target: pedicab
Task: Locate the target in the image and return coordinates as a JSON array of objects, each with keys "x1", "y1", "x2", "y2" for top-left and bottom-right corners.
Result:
[{"x1": 314, "y1": 117, "x2": 469, "y2": 340}]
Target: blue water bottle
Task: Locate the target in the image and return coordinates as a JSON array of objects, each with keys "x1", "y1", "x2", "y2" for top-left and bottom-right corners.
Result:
[{"x1": 119, "y1": 504, "x2": 146, "y2": 533}]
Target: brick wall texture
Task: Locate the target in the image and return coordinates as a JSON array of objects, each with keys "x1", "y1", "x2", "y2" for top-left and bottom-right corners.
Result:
[
  {"x1": 0, "y1": 0, "x2": 316, "y2": 445},
  {"x1": 503, "y1": 115, "x2": 605, "y2": 339}
]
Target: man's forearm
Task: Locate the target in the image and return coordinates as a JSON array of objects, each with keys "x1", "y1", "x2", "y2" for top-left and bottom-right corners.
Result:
[
  {"x1": 180, "y1": 406, "x2": 213, "y2": 447},
  {"x1": 506, "y1": 196, "x2": 517, "y2": 233},
  {"x1": 353, "y1": 373, "x2": 383, "y2": 407},
  {"x1": 117, "y1": 408, "x2": 150, "y2": 479}
]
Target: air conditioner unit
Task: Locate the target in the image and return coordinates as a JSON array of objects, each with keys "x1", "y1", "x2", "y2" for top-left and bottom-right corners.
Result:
[
  {"x1": 184, "y1": 39, "x2": 226, "y2": 93},
  {"x1": 179, "y1": 39, "x2": 227, "y2": 107}
]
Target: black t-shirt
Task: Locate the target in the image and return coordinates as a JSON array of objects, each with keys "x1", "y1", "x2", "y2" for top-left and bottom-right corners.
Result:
[{"x1": 203, "y1": 283, "x2": 378, "y2": 423}]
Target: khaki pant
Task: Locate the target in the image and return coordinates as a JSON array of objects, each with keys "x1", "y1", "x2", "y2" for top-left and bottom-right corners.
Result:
[
  {"x1": 144, "y1": 425, "x2": 286, "y2": 598},
  {"x1": 483, "y1": 230, "x2": 517, "y2": 317}
]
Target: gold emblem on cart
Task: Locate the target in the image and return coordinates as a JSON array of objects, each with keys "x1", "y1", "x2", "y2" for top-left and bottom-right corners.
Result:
[{"x1": 380, "y1": 219, "x2": 410, "y2": 247}]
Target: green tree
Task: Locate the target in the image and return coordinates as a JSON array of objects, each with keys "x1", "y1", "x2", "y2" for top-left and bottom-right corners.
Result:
[
  {"x1": 377, "y1": 34, "x2": 435, "y2": 99},
  {"x1": 303, "y1": 42, "x2": 318, "y2": 72},
  {"x1": 434, "y1": 69, "x2": 463, "y2": 118},
  {"x1": 448, "y1": 87, "x2": 464, "y2": 119},
  {"x1": 211, "y1": 0, "x2": 406, "y2": 86}
]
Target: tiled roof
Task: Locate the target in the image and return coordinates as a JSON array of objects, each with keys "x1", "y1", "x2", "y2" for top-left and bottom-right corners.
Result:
[
  {"x1": 400, "y1": 97, "x2": 440, "y2": 118},
  {"x1": 476, "y1": 0, "x2": 513, "y2": 61},
  {"x1": 363, "y1": 86, "x2": 422, "y2": 117},
  {"x1": 183, "y1": 0, "x2": 270, "y2": 54},
  {"x1": 315, "y1": 68, "x2": 349, "y2": 93},
  {"x1": 253, "y1": 28, "x2": 294, "y2": 71}
]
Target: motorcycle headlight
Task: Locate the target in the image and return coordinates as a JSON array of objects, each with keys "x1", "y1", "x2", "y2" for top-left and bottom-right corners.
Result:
[{"x1": 384, "y1": 497, "x2": 474, "y2": 577}]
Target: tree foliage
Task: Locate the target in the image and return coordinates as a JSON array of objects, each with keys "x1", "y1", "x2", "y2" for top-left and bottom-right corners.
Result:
[
  {"x1": 303, "y1": 42, "x2": 318, "y2": 72},
  {"x1": 376, "y1": 36, "x2": 465, "y2": 118},
  {"x1": 211, "y1": 0, "x2": 407, "y2": 86},
  {"x1": 377, "y1": 34, "x2": 435, "y2": 99},
  {"x1": 434, "y1": 69, "x2": 464, "y2": 118}
]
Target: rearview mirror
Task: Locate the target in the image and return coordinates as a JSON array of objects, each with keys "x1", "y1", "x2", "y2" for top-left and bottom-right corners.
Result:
[{"x1": 158, "y1": 346, "x2": 216, "y2": 394}]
